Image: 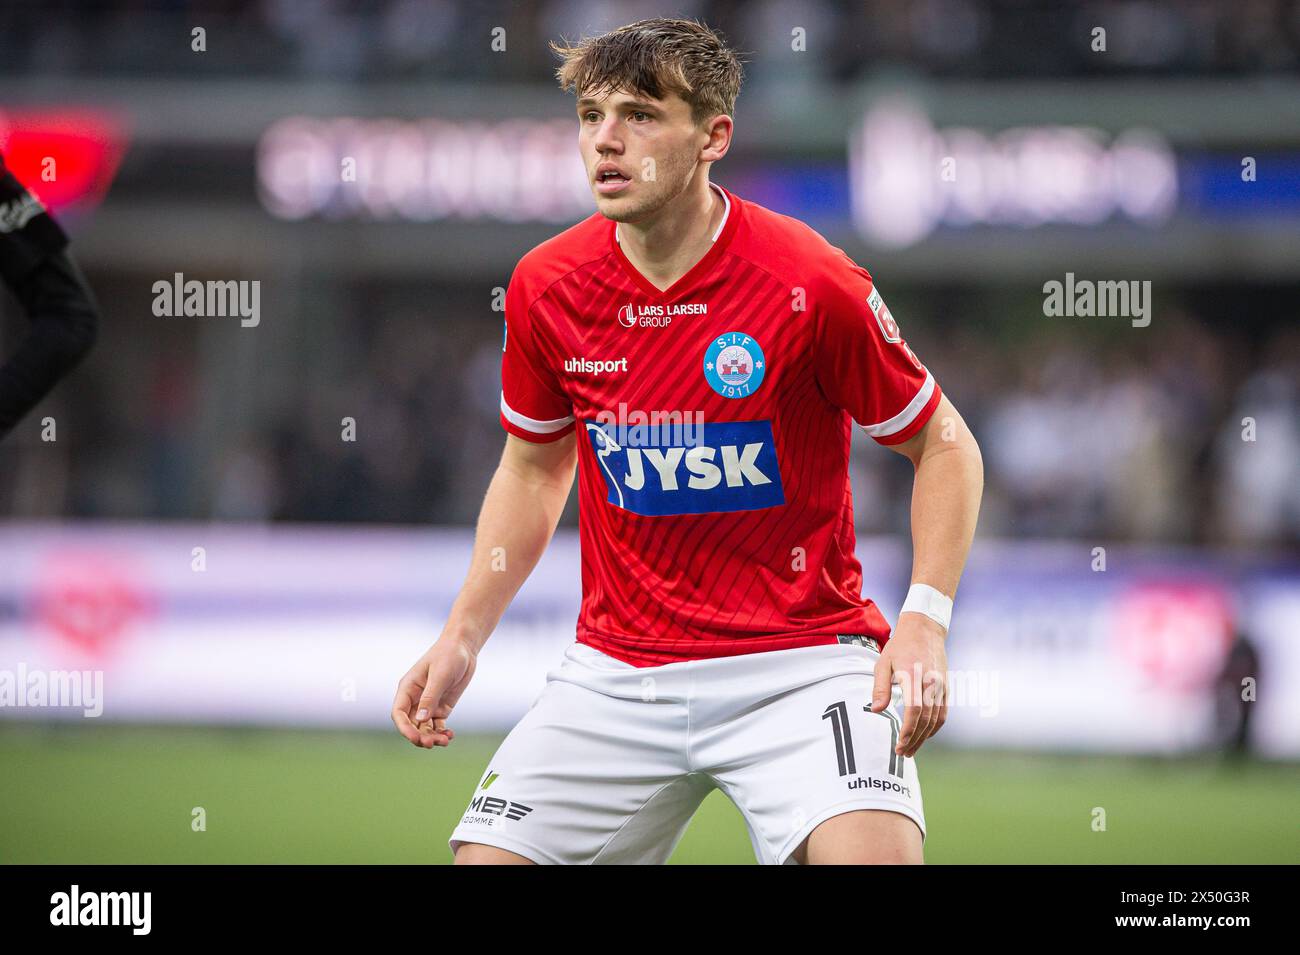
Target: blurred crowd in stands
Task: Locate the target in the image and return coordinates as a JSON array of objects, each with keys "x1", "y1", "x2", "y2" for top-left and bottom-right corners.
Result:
[
  {"x1": 4, "y1": 285, "x2": 1295, "y2": 551},
  {"x1": 5, "y1": 0, "x2": 1300, "y2": 81},
  {"x1": 2, "y1": 0, "x2": 1297, "y2": 551},
  {"x1": 897, "y1": 307, "x2": 1299, "y2": 550}
]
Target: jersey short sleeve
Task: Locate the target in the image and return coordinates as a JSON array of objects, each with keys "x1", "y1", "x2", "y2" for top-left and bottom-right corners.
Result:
[
  {"x1": 813, "y1": 253, "x2": 941, "y2": 445},
  {"x1": 499, "y1": 269, "x2": 575, "y2": 443}
]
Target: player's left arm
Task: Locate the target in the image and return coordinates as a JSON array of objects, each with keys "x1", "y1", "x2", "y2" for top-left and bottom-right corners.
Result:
[
  {"x1": 810, "y1": 255, "x2": 983, "y2": 757},
  {"x1": 873, "y1": 393, "x2": 983, "y2": 757}
]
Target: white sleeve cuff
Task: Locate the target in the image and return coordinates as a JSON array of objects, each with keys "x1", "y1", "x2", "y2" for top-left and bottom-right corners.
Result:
[
  {"x1": 859, "y1": 371, "x2": 935, "y2": 439},
  {"x1": 500, "y1": 393, "x2": 574, "y2": 434}
]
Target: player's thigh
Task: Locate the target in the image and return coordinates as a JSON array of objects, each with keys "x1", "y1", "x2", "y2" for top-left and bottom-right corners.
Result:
[
  {"x1": 705, "y1": 666, "x2": 926, "y2": 865},
  {"x1": 791, "y1": 808, "x2": 923, "y2": 865},
  {"x1": 454, "y1": 843, "x2": 535, "y2": 865},
  {"x1": 449, "y1": 678, "x2": 702, "y2": 864}
]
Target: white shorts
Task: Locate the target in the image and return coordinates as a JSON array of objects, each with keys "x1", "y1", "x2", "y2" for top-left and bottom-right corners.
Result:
[{"x1": 448, "y1": 641, "x2": 926, "y2": 864}]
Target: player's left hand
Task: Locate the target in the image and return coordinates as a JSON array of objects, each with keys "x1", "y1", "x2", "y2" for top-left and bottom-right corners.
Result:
[{"x1": 870, "y1": 613, "x2": 948, "y2": 757}]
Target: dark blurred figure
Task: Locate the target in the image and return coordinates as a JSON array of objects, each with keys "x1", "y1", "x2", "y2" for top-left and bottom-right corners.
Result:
[
  {"x1": 1213, "y1": 630, "x2": 1260, "y2": 759},
  {"x1": 0, "y1": 152, "x2": 98, "y2": 442}
]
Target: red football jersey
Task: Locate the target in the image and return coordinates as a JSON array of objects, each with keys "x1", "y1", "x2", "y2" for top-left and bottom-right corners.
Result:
[{"x1": 500, "y1": 183, "x2": 941, "y2": 666}]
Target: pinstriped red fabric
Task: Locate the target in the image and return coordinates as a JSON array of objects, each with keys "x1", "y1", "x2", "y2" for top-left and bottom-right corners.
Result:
[{"x1": 500, "y1": 185, "x2": 941, "y2": 666}]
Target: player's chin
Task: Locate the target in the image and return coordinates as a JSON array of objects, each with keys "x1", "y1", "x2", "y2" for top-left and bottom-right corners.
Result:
[{"x1": 593, "y1": 189, "x2": 636, "y2": 216}]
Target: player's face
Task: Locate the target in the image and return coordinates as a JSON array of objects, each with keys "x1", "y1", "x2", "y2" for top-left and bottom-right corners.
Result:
[{"x1": 577, "y1": 87, "x2": 710, "y2": 223}]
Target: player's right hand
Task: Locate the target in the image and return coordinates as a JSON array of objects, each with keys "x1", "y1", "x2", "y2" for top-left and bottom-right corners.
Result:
[{"x1": 391, "y1": 638, "x2": 477, "y2": 749}]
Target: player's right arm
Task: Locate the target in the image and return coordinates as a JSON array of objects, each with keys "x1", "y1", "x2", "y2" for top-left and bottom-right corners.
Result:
[
  {"x1": 391, "y1": 432, "x2": 576, "y2": 748},
  {"x1": 393, "y1": 264, "x2": 576, "y2": 748}
]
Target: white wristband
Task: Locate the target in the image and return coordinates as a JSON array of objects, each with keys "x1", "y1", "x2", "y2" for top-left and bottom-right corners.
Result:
[{"x1": 900, "y1": 583, "x2": 953, "y2": 631}]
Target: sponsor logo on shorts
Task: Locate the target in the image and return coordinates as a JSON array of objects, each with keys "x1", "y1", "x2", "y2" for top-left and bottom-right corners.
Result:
[
  {"x1": 461, "y1": 769, "x2": 533, "y2": 826},
  {"x1": 847, "y1": 776, "x2": 913, "y2": 798},
  {"x1": 584, "y1": 418, "x2": 785, "y2": 516},
  {"x1": 463, "y1": 794, "x2": 533, "y2": 823}
]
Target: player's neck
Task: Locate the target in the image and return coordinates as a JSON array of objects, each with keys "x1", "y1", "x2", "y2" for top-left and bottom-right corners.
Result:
[{"x1": 616, "y1": 178, "x2": 723, "y2": 293}]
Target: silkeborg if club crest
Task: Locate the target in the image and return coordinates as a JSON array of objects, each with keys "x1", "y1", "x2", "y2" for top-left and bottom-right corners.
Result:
[{"x1": 704, "y1": 332, "x2": 766, "y2": 398}]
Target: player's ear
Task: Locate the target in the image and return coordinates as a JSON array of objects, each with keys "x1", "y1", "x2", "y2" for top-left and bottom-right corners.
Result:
[{"x1": 700, "y1": 115, "x2": 732, "y2": 163}]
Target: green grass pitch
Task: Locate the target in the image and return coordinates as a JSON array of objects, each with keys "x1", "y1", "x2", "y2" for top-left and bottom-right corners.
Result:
[{"x1": 1, "y1": 724, "x2": 1295, "y2": 864}]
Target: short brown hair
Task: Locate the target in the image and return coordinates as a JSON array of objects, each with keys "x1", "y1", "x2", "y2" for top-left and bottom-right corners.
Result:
[{"x1": 551, "y1": 18, "x2": 744, "y2": 125}]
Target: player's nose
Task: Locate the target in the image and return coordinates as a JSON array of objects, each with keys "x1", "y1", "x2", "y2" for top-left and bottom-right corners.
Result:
[{"x1": 591, "y1": 117, "x2": 623, "y2": 153}]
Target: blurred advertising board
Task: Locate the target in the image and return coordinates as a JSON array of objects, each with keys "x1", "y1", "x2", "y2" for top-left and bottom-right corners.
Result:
[{"x1": 0, "y1": 524, "x2": 1295, "y2": 757}]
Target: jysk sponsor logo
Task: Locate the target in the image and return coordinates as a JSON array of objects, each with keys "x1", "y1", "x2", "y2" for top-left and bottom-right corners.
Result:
[
  {"x1": 585, "y1": 419, "x2": 785, "y2": 516},
  {"x1": 703, "y1": 331, "x2": 766, "y2": 398}
]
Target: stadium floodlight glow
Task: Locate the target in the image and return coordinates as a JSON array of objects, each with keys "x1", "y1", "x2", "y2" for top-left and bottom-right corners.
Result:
[
  {"x1": 256, "y1": 116, "x2": 592, "y2": 223},
  {"x1": 848, "y1": 97, "x2": 1178, "y2": 247},
  {"x1": 0, "y1": 109, "x2": 127, "y2": 214}
]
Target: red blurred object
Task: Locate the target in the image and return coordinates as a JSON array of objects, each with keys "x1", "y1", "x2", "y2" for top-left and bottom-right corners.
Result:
[
  {"x1": 0, "y1": 109, "x2": 127, "y2": 212},
  {"x1": 1110, "y1": 581, "x2": 1236, "y2": 692},
  {"x1": 31, "y1": 550, "x2": 156, "y2": 661}
]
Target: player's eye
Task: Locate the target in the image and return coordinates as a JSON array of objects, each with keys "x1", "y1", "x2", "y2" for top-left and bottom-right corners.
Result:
[
  {"x1": 581, "y1": 111, "x2": 600, "y2": 123},
  {"x1": 631, "y1": 111, "x2": 650, "y2": 122}
]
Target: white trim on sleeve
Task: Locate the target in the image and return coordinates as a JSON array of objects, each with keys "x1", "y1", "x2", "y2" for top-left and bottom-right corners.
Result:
[
  {"x1": 859, "y1": 371, "x2": 936, "y2": 439},
  {"x1": 500, "y1": 393, "x2": 575, "y2": 434}
]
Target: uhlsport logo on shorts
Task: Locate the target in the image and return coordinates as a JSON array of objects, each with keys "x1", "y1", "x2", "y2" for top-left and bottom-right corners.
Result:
[
  {"x1": 704, "y1": 331, "x2": 766, "y2": 398},
  {"x1": 585, "y1": 419, "x2": 785, "y2": 516}
]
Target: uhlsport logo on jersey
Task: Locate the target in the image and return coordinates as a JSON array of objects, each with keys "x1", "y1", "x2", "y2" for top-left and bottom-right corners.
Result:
[
  {"x1": 584, "y1": 419, "x2": 785, "y2": 516},
  {"x1": 564, "y1": 355, "x2": 628, "y2": 375},
  {"x1": 703, "y1": 331, "x2": 766, "y2": 398}
]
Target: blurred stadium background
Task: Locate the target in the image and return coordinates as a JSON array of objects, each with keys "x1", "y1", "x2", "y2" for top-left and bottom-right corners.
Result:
[{"x1": 1, "y1": 0, "x2": 1297, "y2": 864}]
